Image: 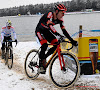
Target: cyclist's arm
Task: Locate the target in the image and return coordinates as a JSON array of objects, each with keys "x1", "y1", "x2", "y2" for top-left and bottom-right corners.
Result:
[
  {"x1": 61, "y1": 28, "x2": 73, "y2": 41},
  {"x1": 59, "y1": 19, "x2": 73, "y2": 41},
  {"x1": 11, "y1": 27, "x2": 17, "y2": 40},
  {"x1": 47, "y1": 21, "x2": 60, "y2": 36},
  {"x1": 1, "y1": 28, "x2": 4, "y2": 43},
  {"x1": 60, "y1": 20, "x2": 77, "y2": 46},
  {"x1": 61, "y1": 26, "x2": 78, "y2": 46}
]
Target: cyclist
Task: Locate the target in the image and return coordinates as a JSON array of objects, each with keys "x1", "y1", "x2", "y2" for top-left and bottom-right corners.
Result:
[
  {"x1": 1, "y1": 20, "x2": 17, "y2": 59},
  {"x1": 35, "y1": 4, "x2": 77, "y2": 74}
]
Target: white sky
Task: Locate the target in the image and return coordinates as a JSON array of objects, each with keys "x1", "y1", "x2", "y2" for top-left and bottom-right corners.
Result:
[{"x1": 0, "y1": 0, "x2": 71, "y2": 9}]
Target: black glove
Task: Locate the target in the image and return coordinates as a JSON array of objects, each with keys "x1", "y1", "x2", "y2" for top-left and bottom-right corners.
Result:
[
  {"x1": 15, "y1": 39, "x2": 17, "y2": 45},
  {"x1": 71, "y1": 40, "x2": 78, "y2": 46}
]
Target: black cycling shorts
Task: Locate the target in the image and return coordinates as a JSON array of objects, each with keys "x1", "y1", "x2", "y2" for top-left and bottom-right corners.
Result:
[{"x1": 35, "y1": 28, "x2": 58, "y2": 45}]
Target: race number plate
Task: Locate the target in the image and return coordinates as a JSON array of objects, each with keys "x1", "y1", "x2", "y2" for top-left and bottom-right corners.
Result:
[{"x1": 89, "y1": 43, "x2": 98, "y2": 52}]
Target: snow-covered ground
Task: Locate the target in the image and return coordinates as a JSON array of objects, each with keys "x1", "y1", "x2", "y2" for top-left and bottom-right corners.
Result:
[{"x1": 0, "y1": 41, "x2": 100, "y2": 90}]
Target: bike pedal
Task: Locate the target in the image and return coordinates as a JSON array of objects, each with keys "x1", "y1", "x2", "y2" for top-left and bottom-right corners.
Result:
[
  {"x1": 30, "y1": 62, "x2": 37, "y2": 66},
  {"x1": 40, "y1": 71, "x2": 46, "y2": 74},
  {"x1": 28, "y1": 65, "x2": 34, "y2": 72}
]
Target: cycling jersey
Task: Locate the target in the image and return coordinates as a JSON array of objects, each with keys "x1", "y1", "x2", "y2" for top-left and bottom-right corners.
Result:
[{"x1": 1, "y1": 26, "x2": 17, "y2": 43}]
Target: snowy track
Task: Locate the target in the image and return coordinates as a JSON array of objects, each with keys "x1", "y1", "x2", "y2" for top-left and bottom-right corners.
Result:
[{"x1": 0, "y1": 42, "x2": 100, "y2": 90}]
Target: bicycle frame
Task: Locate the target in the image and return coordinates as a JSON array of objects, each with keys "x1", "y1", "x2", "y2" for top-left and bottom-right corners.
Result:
[
  {"x1": 5, "y1": 41, "x2": 11, "y2": 51},
  {"x1": 4, "y1": 40, "x2": 16, "y2": 59},
  {"x1": 25, "y1": 38, "x2": 80, "y2": 88},
  {"x1": 31, "y1": 39, "x2": 72, "y2": 70},
  {"x1": 45, "y1": 43, "x2": 65, "y2": 70}
]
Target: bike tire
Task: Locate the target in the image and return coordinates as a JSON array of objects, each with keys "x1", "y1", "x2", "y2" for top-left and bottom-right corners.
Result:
[
  {"x1": 24, "y1": 49, "x2": 40, "y2": 79},
  {"x1": 1, "y1": 50, "x2": 5, "y2": 59},
  {"x1": 49, "y1": 51, "x2": 80, "y2": 89},
  {"x1": 7, "y1": 48, "x2": 13, "y2": 69},
  {"x1": 5, "y1": 52, "x2": 8, "y2": 65}
]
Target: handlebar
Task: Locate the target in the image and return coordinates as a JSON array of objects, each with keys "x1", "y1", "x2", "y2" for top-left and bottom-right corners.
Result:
[
  {"x1": 4, "y1": 40, "x2": 17, "y2": 47},
  {"x1": 4, "y1": 40, "x2": 16, "y2": 42},
  {"x1": 59, "y1": 37, "x2": 73, "y2": 51},
  {"x1": 49, "y1": 36, "x2": 76, "y2": 51}
]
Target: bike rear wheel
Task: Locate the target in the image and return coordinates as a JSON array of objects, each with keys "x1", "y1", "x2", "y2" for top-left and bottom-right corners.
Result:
[
  {"x1": 24, "y1": 49, "x2": 40, "y2": 79},
  {"x1": 7, "y1": 47, "x2": 13, "y2": 69},
  {"x1": 49, "y1": 52, "x2": 80, "y2": 88}
]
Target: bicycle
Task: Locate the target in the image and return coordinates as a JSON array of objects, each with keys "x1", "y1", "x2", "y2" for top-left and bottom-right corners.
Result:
[
  {"x1": 24, "y1": 37, "x2": 80, "y2": 89},
  {"x1": 1, "y1": 40, "x2": 17, "y2": 69}
]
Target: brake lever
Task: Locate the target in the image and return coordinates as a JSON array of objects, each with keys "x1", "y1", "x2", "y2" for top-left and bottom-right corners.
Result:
[{"x1": 15, "y1": 41, "x2": 18, "y2": 47}]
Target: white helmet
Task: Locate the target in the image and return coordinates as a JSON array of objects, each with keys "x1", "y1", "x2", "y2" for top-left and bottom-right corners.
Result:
[{"x1": 6, "y1": 20, "x2": 12, "y2": 26}]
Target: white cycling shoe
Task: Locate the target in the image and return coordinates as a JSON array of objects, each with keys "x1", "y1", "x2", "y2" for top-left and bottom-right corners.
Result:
[{"x1": 38, "y1": 67, "x2": 46, "y2": 74}]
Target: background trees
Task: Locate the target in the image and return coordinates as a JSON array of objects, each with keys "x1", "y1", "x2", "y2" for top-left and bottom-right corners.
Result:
[{"x1": 0, "y1": 0, "x2": 100, "y2": 17}]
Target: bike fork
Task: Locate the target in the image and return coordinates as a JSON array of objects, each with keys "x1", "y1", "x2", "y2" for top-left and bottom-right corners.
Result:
[{"x1": 57, "y1": 45, "x2": 65, "y2": 70}]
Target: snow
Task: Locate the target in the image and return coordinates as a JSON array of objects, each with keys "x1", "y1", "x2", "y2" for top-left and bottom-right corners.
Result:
[{"x1": 0, "y1": 41, "x2": 100, "y2": 90}]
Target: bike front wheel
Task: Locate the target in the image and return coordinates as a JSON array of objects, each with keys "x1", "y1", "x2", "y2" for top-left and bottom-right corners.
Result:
[
  {"x1": 5, "y1": 52, "x2": 8, "y2": 65},
  {"x1": 7, "y1": 47, "x2": 13, "y2": 69},
  {"x1": 24, "y1": 49, "x2": 40, "y2": 79},
  {"x1": 49, "y1": 52, "x2": 80, "y2": 88}
]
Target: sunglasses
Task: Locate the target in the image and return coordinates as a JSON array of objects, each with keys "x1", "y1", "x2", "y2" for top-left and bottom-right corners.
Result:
[{"x1": 7, "y1": 26, "x2": 11, "y2": 27}]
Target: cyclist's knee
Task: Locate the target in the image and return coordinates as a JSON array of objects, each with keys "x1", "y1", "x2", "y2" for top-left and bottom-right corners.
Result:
[
  {"x1": 40, "y1": 39, "x2": 47, "y2": 45},
  {"x1": 51, "y1": 39, "x2": 58, "y2": 44}
]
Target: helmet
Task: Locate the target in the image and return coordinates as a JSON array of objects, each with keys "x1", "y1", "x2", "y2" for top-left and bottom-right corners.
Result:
[
  {"x1": 6, "y1": 20, "x2": 12, "y2": 26},
  {"x1": 55, "y1": 4, "x2": 67, "y2": 12}
]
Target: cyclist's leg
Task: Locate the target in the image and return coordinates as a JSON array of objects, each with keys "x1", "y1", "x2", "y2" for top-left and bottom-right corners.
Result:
[
  {"x1": 35, "y1": 30, "x2": 48, "y2": 73},
  {"x1": 1, "y1": 36, "x2": 6, "y2": 50},
  {"x1": 39, "y1": 43, "x2": 48, "y2": 73},
  {"x1": 35, "y1": 30, "x2": 48, "y2": 59},
  {"x1": 39, "y1": 43, "x2": 48, "y2": 60},
  {"x1": 42, "y1": 31, "x2": 58, "y2": 59},
  {"x1": 45, "y1": 39, "x2": 58, "y2": 59},
  {"x1": 1, "y1": 37, "x2": 6, "y2": 59},
  {"x1": 1, "y1": 43, "x2": 5, "y2": 59},
  {"x1": 35, "y1": 28, "x2": 58, "y2": 73},
  {"x1": 1, "y1": 43, "x2": 5, "y2": 50}
]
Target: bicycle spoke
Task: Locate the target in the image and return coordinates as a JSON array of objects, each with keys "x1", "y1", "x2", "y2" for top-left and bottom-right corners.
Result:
[
  {"x1": 24, "y1": 49, "x2": 40, "y2": 79},
  {"x1": 49, "y1": 52, "x2": 80, "y2": 88}
]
